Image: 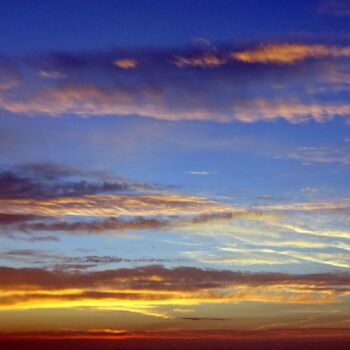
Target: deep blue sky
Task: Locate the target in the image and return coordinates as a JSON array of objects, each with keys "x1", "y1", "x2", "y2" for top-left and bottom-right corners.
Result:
[{"x1": 1, "y1": 0, "x2": 349, "y2": 53}]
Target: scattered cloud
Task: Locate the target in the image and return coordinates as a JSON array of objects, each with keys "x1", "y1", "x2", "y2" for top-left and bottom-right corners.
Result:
[{"x1": 0, "y1": 42, "x2": 350, "y2": 123}]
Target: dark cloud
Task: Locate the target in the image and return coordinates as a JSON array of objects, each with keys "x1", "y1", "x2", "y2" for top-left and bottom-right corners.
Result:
[
  {"x1": 0, "y1": 162, "x2": 250, "y2": 242},
  {"x1": 0, "y1": 162, "x2": 161, "y2": 200},
  {"x1": 181, "y1": 317, "x2": 229, "y2": 321},
  {"x1": 52, "y1": 256, "x2": 182, "y2": 271},
  {"x1": 0, "y1": 250, "x2": 183, "y2": 270},
  {"x1": 0, "y1": 170, "x2": 127, "y2": 200},
  {"x1": 0, "y1": 265, "x2": 349, "y2": 293},
  {"x1": 0, "y1": 207, "x2": 270, "y2": 239},
  {"x1": 0, "y1": 213, "x2": 37, "y2": 225},
  {"x1": 16, "y1": 217, "x2": 170, "y2": 233}
]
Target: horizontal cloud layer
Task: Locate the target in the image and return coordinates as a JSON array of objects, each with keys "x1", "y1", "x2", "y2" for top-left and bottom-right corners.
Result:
[
  {"x1": 0, "y1": 265, "x2": 349, "y2": 316},
  {"x1": 1, "y1": 41, "x2": 350, "y2": 123}
]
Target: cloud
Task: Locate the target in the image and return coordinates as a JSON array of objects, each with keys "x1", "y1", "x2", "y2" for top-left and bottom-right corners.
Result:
[
  {"x1": 0, "y1": 42, "x2": 350, "y2": 123},
  {"x1": 220, "y1": 246, "x2": 350, "y2": 269},
  {"x1": 0, "y1": 199, "x2": 255, "y2": 239},
  {"x1": 181, "y1": 317, "x2": 229, "y2": 321},
  {"x1": 15, "y1": 217, "x2": 170, "y2": 234},
  {"x1": 38, "y1": 70, "x2": 66, "y2": 79},
  {"x1": 0, "y1": 265, "x2": 349, "y2": 313},
  {"x1": 183, "y1": 249, "x2": 300, "y2": 266},
  {"x1": 113, "y1": 58, "x2": 138, "y2": 69},
  {"x1": 287, "y1": 146, "x2": 350, "y2": 165},
  {"x1": 188, "y1": 171, "x2": 215, "y2": 176},
  {"x1": 0, "y1": 193, "x2": 231, "y2": 218},
  {"x1": 0, "y1": 264, "x2": 347, "y2": 291},
  {"x1": 0, "y1": 213, "x2": 38, "y2": 225},
  {"x1": 0, "y1": 250, "x2": 182, "y2": 270},
  {"x1": 231, "y1": 43, "x2": 350, "y2": 64},
  {"x1": 257, "y1": 199, "x2": 350, "y2": 213},
  {"x1": 174, "y1": 43, "x2": 350, "y2": 66},
  {"x1": 1, "y1": 163, "x2": 349, "y2": 275},
  {"x1": 0, "y1": 162, "x2": 161, "y2": 200},
  {"x1": 232, "y1": 99, "x2": 350, "y2": 123},
  {"x1": 0, "y1": 162, "x2": 242, "y2": 240},
  {"x1": 173, "y1": 53, "x2": 227, "y2": 68}
]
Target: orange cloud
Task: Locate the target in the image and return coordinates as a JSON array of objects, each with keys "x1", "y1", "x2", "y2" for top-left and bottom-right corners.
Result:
[
  {"x1": 1, "y1": 82, "x2": 350, "y2": 124},
  {"x1": 231, "y1": 43, "x2": 350, "y2": 64},
  {"x1": 113, "y1": 58, "x2": 138, "y2": 69},
  {"x1": 0, "y1": 193, "x2": 231, "y2": 217},
  {"x1": 233, "y1": 99, "x2": 350, "y2": 123},
  {"x1": 172, "y1": 43, "x2": 350, "y2": 67},
  {"x1": 1, "y1": 42, "x2": 350, "y2": 124}
]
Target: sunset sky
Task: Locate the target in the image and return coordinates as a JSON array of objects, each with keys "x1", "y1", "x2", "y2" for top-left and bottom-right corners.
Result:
[{"x1": 0, "y1": 0, "x2": 350, "y2": 349}]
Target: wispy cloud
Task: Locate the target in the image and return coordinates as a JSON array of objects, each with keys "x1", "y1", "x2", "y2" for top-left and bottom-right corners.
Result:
[
  {"x1": 0, "y1": 249, "x2": 183, "y2": 270},
  {"x1": 231, "y1": 43, "x2": 350, "y2": 64},
  {"x1": 287, "y1": 146, "x2": 350, "y2": 165},
  {"x1": 0, "y1": 163, "x2": 236, "y2": 239},
  {"x1": 1, "y1": 162, "x2": 349, "y2": 273},
  {"x1": 188, "y1": 171, "x2": 215, "y2": 176},
  {"x1": 1, "y1": 41, "x2": 350, "y2": 123}
]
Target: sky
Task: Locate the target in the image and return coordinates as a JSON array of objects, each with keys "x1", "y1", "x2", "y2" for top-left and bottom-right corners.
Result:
[{"x1": 1, "y1": 0, "x2": 350, "y2": 349}]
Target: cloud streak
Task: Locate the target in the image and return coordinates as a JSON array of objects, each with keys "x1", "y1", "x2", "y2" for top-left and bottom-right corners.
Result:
[{"x1": 1, "y1": 41, "x2": 350, "y2": 123}]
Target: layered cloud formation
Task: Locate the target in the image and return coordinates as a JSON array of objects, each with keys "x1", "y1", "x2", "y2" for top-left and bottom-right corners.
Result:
[
  {"x1": 1, "y1": 162, "x2": 350, "y2": 273},
  {"x1": 1, "y1": 41, "x2": 350, "y2": 123},
  {"x1": 0, "y1": 264, "x2": 349, "y2": 320}
]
